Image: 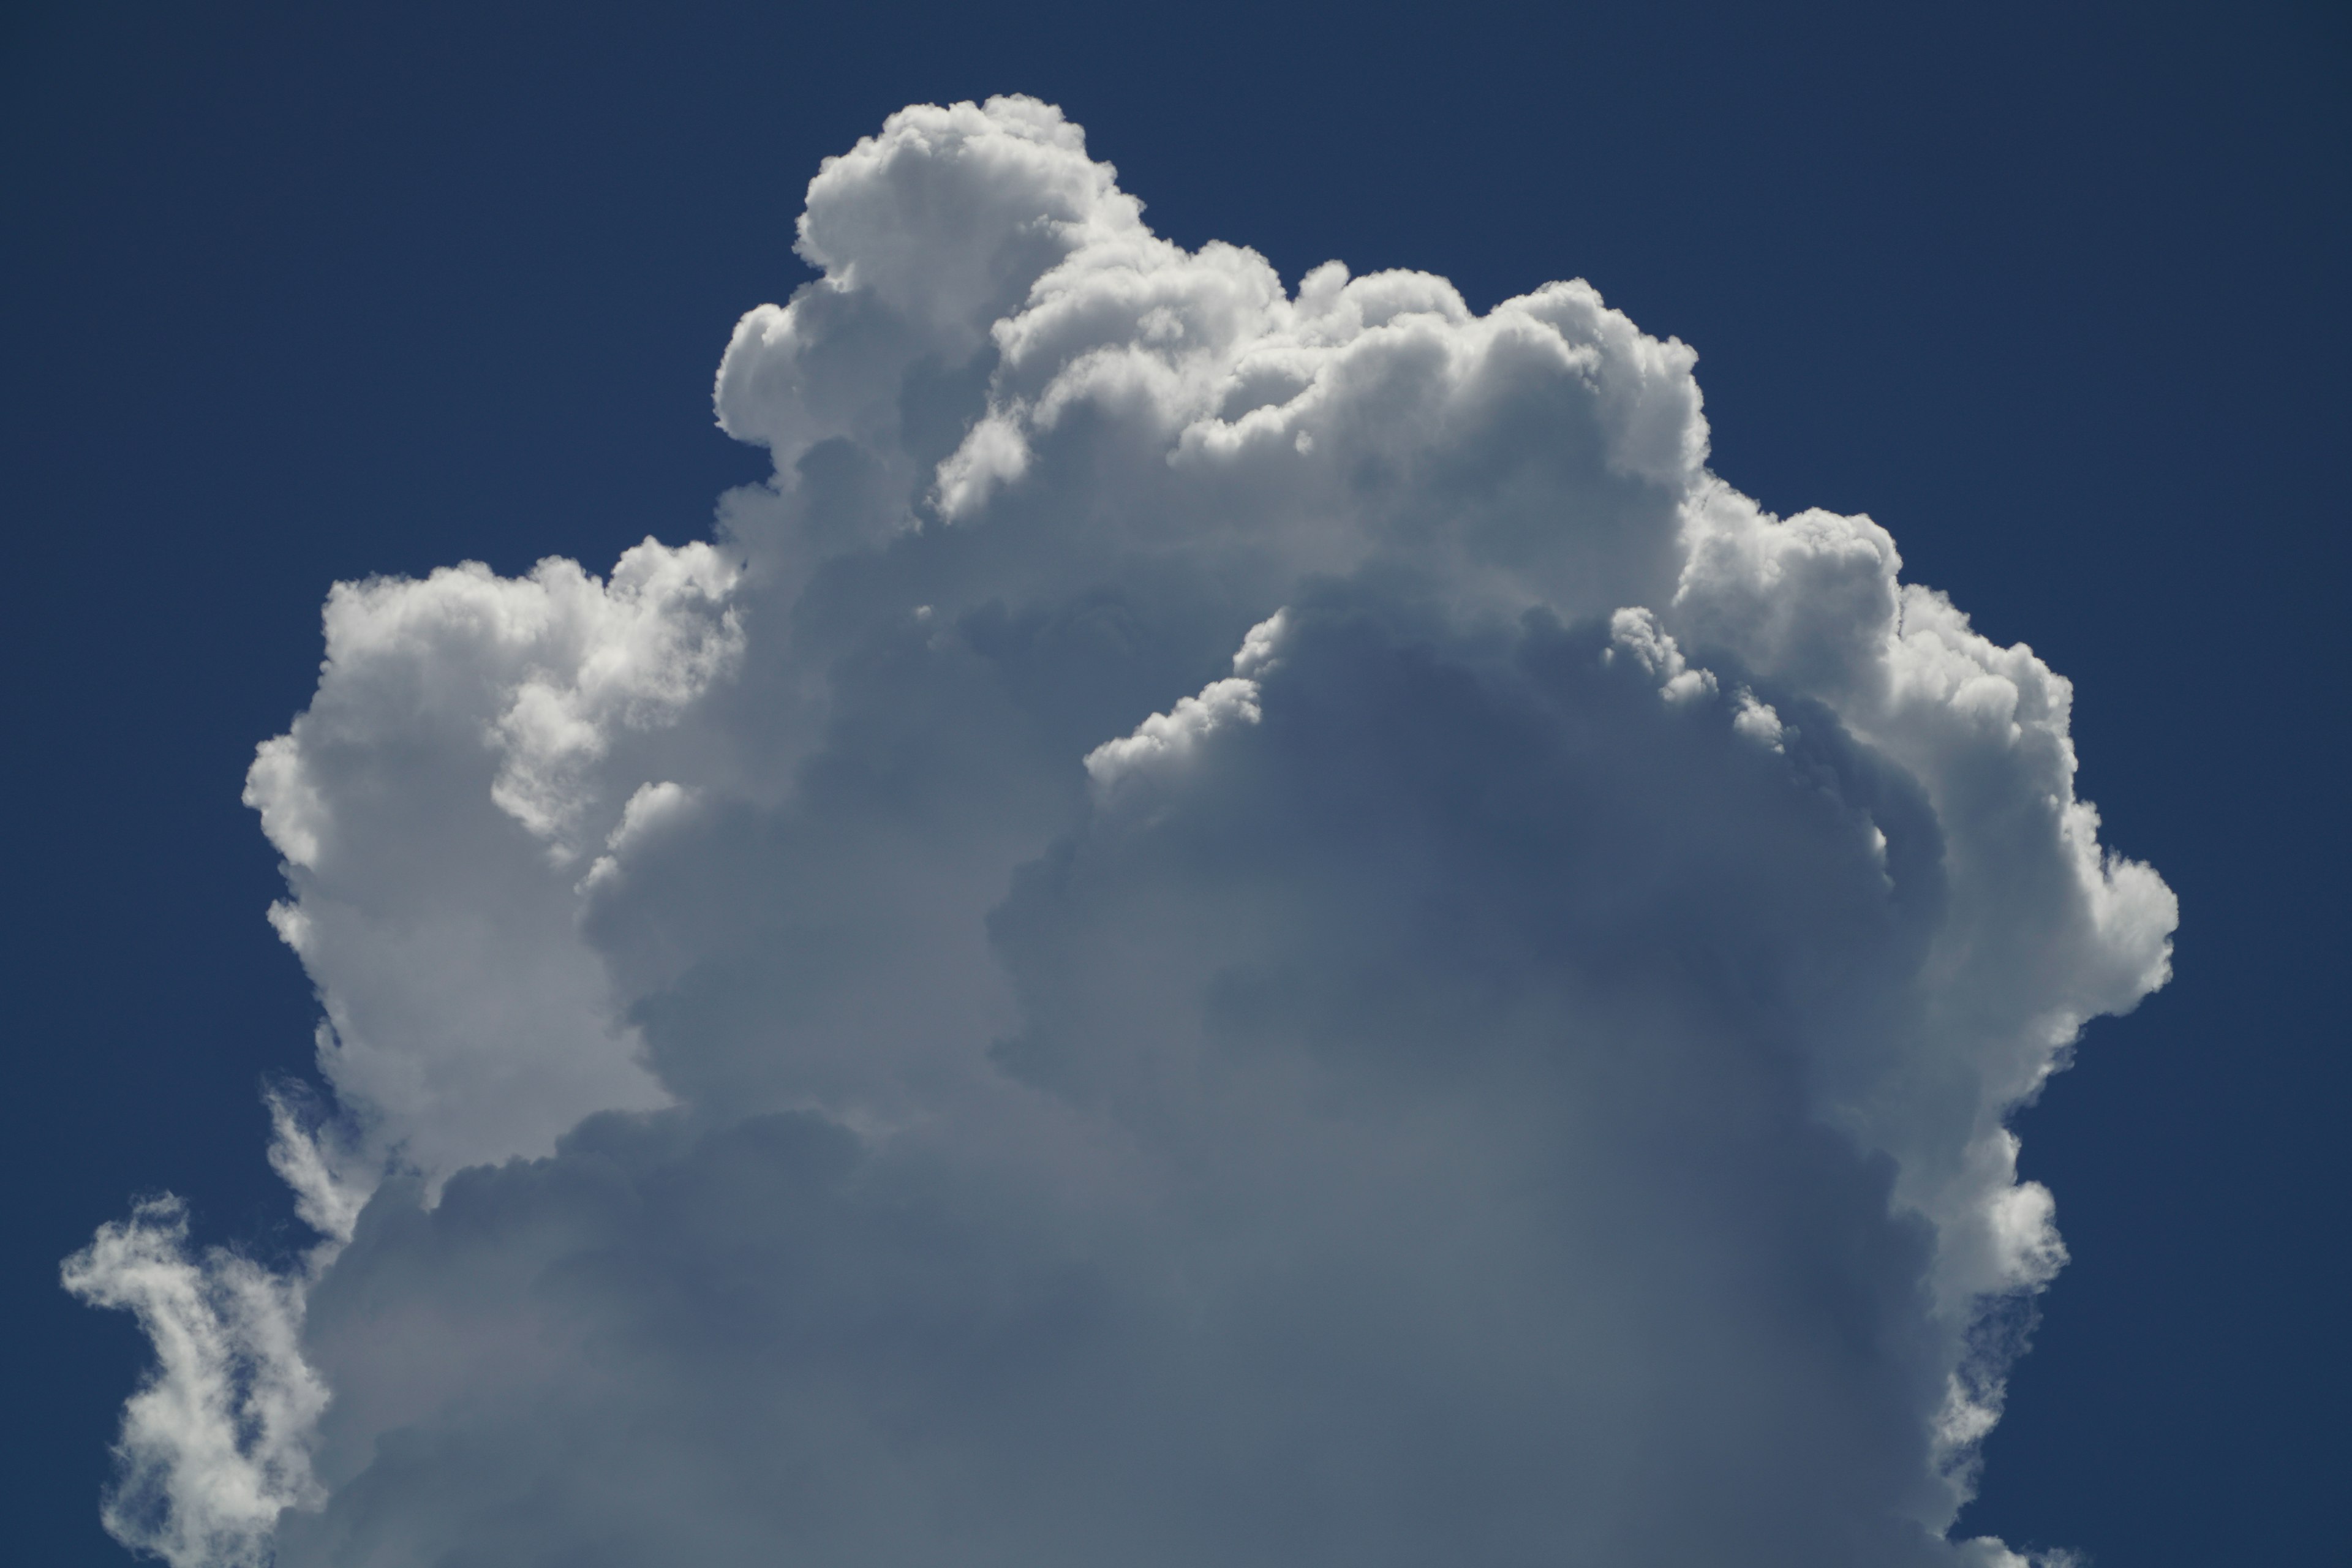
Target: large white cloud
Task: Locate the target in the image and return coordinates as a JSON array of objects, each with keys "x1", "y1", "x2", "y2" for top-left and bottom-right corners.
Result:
[{"x1": 67, "y1": 97, "x2": 2169, "y2": 1567}]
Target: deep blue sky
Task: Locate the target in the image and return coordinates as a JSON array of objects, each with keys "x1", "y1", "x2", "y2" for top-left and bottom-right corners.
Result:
[{"x1": 4, "y1": 1, "x2": 2342, "y2": 1561}]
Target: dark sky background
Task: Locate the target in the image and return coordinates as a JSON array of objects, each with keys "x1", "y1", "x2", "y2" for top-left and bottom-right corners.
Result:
[{"x1": 3, "y1": 1, "x2": 2342, "y2": 1561}]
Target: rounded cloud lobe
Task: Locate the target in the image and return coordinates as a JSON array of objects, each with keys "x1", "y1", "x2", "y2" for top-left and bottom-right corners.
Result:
[{"x1": 69, "y1": 97, "x2": 2170, "y2": 1568}]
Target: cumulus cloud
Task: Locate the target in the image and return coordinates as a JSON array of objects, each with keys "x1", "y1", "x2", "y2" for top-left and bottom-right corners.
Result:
[{"x1": 68, "y1": 97, "x2": 2171, "y2": 1567}]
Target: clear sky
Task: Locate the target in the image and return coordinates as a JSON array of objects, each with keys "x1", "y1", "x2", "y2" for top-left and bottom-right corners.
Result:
[{"x1": 4, "y1": 2, "x2": 2343, "y2": 1563}]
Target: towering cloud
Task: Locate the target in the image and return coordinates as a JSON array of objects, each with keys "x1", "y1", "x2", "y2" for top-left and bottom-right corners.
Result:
[{"x1": 68, "y1": 97, "x2": 2171, "y2": 1567}]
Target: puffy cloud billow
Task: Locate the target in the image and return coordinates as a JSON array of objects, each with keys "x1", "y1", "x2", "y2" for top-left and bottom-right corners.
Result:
[{"x1": 67, "y1": 97, "x2": 2173, "y2": 1567}]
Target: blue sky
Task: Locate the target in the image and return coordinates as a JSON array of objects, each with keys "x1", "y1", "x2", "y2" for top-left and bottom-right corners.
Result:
[{"x1": 4, "y1": 2, "x2": 2343, "y2": 1562}]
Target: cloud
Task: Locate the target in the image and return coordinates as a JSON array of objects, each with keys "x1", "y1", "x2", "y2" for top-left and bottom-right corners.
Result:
[
  {"x1": 61, "y1": 1184, "x2": 328, "y2": 1568},
  {"x1": 68, "y1": 96, "x2": 2171, "y2": 1567}
]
